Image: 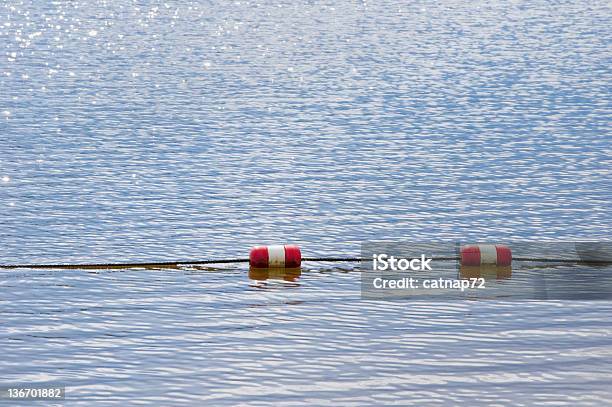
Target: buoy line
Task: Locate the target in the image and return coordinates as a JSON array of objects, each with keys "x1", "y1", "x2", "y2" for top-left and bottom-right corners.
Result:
[
  {"x1": 0, "y1": 259, "x2": 250, "y2": 270},
  {"x1": 0, "y1": 243, "x2": 609, "y2": 270}
]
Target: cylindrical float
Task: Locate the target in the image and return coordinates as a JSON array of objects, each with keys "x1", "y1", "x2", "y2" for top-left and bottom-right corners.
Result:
[
  {"x1": 460, "y1": 244, "x2": 512, "y2": 266},
  {"x1": 249, "y1": 244, "x2": 301, "y2": 268}
]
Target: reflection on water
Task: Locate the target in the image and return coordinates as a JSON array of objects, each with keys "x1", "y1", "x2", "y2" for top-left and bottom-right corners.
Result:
[
  {"x1": 248, "y1": 267, "x2": 302, "y2": 282},
  {"x1": 460, "y1": 264, "x2": 512, "y2": 280}
]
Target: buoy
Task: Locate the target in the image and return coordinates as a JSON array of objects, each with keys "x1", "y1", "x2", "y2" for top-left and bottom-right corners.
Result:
[
  {"x1": 249, "y1": 244, "x2": 302, "y2": 268},
  {"x1": 460, "y1": 244, "x2": 512, "y2": 266}
]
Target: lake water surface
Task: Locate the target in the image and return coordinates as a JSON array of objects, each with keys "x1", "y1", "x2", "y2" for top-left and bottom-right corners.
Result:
[{"x1": 1, "y1": 0, "x2": 611, "y2": 405}]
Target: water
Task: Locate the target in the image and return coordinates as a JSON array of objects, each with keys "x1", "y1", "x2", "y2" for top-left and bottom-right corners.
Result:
[{"x1": 1, "y1": 0, "x2": 611, "y2": 405}]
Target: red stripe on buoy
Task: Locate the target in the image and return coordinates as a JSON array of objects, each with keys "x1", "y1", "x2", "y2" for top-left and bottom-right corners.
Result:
[
  {"x1": 249, "y1": 246, "x2": 269, "y2": 268},
  {"x1": 460, "y1": 245, "x2": 482, "y2": 266},
  {"x1": 284, "y1": 245, "x2": 301, "y2": 268},
  {"x1": 495, "y1": 245, "x2": 512, "y2": 266}
]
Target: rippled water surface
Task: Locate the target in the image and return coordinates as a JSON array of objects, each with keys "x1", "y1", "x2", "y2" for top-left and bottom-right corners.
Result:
[{"x1": 1, "y1": 0, "x2": 611, "y2": 405}]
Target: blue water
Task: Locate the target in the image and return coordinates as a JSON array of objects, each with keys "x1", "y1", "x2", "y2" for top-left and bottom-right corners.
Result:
[{"x1": 1, "y1": 0, "x2": 611, "y2": 405}]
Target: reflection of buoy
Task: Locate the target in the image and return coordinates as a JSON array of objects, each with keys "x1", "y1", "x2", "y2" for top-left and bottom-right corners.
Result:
[
  {"x1": 460, "y1": 265, "x2": 512, "y2": 280},
  {"x1": 249, "y1": 245, "x2": 302, "y2": 268},
  {"x1": 249, "y1": 267, "x2": 301, "y2": 282},
  {"x1": 461, "y1": 244, "x2": 512, "y2": 266}
]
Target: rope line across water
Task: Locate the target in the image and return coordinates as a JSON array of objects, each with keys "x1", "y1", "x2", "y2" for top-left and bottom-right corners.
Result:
[{"x1": 0, "y1": 256, "x2": 609, "y2": 270}]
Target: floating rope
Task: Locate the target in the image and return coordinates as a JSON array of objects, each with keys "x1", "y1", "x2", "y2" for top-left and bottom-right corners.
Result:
[
  {"x1": 0, "y1": 256, "x2": 609, "y2": 270},
  {"x1": 513, "y1": 257, "x2": 611, "y2": 264},
  {"x1": 0, "y1": 258, "x2": 250, "y2": 270}
]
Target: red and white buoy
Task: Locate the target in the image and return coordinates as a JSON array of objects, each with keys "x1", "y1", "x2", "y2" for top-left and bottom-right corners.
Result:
[
  {"x1": 249, "y1": 245, "x2": 302, "y2": 268},
  {"x1": 460, "y1": 244, "x2": 512, "y2": 266}
]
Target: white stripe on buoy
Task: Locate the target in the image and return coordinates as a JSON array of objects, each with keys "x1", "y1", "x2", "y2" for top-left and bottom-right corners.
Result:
[
  {"x1": 267, "y1": 245, "x2": 286, "y2": 267},
  {"x1": 478, "y1": 244, "x2": 498, "y2": 264}
]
